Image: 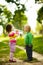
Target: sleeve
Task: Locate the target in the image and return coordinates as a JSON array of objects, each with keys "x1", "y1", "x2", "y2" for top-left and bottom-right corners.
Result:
[
  {"x1": 25, "y1": 34, "x2": 29, "y2": 44},
  {"x1": 9, "y1": 32, "x2": 14, "y2": 37}
]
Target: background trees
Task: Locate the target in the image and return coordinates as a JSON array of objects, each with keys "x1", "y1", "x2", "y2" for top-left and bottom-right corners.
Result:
[
  {"x1": 37, "y1": 6, "x2": 43, "y2": 24},
  {"x1": 0, "y1": 0, "x2": 27, "y2": 34},
  {"x1": 37, "y1": 6, "x2": 43, "y2": 34},
  {"x1": 5, "y1": 0, "x2": 27, "y2": 30}
]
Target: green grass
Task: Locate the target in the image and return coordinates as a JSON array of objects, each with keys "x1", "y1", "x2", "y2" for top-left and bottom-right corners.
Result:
[
  {"x1": 0, "y1": 35, "x2": 43, "y2": 55},
  {"x1": 0, "y1": 42, "x2": 37, "y2": 62},
  {"x1": 16, "y1": 36, "x2": 25, "y2": 46},
  {"x1": 0, "y1": 42, "x2": 26, "y2": 60},
  {"x1": 0, "y1": 42, "x2": 9, "y2": 58},
  {"x1": 16, "y1": 36, "x2": 43, "y2": 54},
  {"x1": 33, "y1": 37, "x2": 43, "y2": 54},
  {"x1": 0, "y1": 35, "x2": 42, "y2": 63}
]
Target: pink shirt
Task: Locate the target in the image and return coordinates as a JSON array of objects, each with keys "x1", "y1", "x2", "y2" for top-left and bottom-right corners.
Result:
[{"x1": 9, "y1": 32, "x2": 16, "y2": 43}]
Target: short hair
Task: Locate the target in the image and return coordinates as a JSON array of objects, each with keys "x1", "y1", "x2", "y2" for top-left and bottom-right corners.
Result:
[
  {"x1": 6, "y1": 24, "x2": 12, "y2": 33},
  {"x1": 28, "y1": 25, "x2": 31, "y2": 32},
  {"x1": 24, "y1": 24, "x2": 31, "y2": 32}
]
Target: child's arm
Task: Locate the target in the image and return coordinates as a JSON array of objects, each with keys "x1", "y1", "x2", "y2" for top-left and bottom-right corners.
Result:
[
  {"x1": 13, "y1": 33, "x2": 17, "y2": 38},
  {"x1": 9, "y1": 32, "x2": 17, "y2": 39}
]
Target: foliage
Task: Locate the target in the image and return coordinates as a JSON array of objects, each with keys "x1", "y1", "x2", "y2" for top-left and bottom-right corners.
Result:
[
  {"x1": 3, "y1": 7, "x2": 13, "y2": 22},
  {"x1": 5, "y1": 0, "x2": 26, "y2": 11},
  {"x1": 0, "y1": 8, "x2": 3, "y2": 14},
  {"x1": 13, "y1": 9, "x2": 27, "y2": 29},
  {"x1": 35, "y1": 0, "x2": 43, "y2": 3},
  {"x1": 0, "y1": 2, "x2": 27, "y2": 31},
  {"x1": 0, "y1": 5, "x2": 13, "y2": 34},
  {"x1": 36, "y1": 22, "x2": 42, "y2": 32},
  {"x1": 5, "y1": 0, "x2": 27, "y2": 30},
  {"x1": 37, "y1": 6, "x2": 43, "y2": 24},
  {"x1": 5, "y1": 0, "x2": 14, "y2": 3}
]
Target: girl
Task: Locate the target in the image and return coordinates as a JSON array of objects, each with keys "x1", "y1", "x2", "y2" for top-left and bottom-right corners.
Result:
[{"x1": 6, "y1": 24, "x2": 17, "y2": 62}]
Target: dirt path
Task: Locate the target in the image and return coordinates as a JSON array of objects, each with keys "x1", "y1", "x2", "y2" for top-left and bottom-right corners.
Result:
[
  {"x1": 0, "y1": 45, "x2": 43, "y2": 65},
  {"x1": 0, "y1": 61, "x2": 43, "y2": 65},
  {"x1": 16, "y1": 45, "x2": 43, "y2": 62}
]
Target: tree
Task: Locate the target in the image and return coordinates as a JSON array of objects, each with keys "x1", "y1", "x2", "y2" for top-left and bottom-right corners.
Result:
[
  {"x1": 35, "y1": 0, "x2": 43, "y2": 3},
  {"x1": 3, "y1": 7, "x2": 13, "y2": 22},
  {"x1": 37, "y1": 7, "x2": 43, "y2": 34},
  {"x1": 36, "y1": 22, "x2": 42, "y2": 33},
  {"x1": 0, "y1": 5, "x2": 13, "y2": 34},
  {"x1": 0, "y1": 8, "x2": 3, "y2": 14},
  {"x1": 5, "y1": 0, "x2": 26, "y2": 11},
  {"x1": 13, "y1": 9, "x2": 27, "y2": 29},
  {"x1": 0, "y1": 0, "x2": 27, "y2": 32},
  {"x1": 0, "y1": 4, "x2": 27, "y2": 31},
  {"x1": 5, "y1": 0, "x2": 27, "y2": 30},
  {"x1": 37, "y1": 6, "x2": 43, "y2": 24}
]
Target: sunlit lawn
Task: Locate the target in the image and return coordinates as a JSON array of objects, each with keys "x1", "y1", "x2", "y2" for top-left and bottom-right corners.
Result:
[
  {"x1": 0, "y1": 35, "x2": 43, "y2": 55},
  {"x1": 0, "y1": 42, "x2": 26, "y2": 62},
  {"x1": 0, "y1": 42, "x2": 37, "y2": 62},
  {"x1": 33, "y1": 37, "x2": 43, "y2": 54},
  {"x1": 0, "y1": 36, "x2": 42, "y2": 62},
  {"x1": 16, "y1": 36, "x2": 43, "y2": 54}
]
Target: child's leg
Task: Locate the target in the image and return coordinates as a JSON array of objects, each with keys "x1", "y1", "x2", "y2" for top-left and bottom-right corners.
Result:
[
  {"x1": 10, "y1": 52, "x2": 13, "y2": 60},
  {"x1": 9, "y1": 52, "x2": 16, "y2": 62},
  {"x1": 26, "y1": 45, "x2": 32, "y2": 61},
  {"x1": 9, "y1": 43, "x2": 16, "y2": 60},
  {"x1": 28, "y1": 45, "x2": 32, "y2": 61}
]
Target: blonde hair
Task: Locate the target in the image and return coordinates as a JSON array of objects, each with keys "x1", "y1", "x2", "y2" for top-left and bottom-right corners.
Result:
[{"x1": 24, "y1": 24, "x2": 31, "y2": 32}]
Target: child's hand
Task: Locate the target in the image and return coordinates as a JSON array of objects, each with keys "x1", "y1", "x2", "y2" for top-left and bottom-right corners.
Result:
[
  {"x1": 13, "y1": 34, "x2": 17, "y2": 38},
  {"x1": 29, "y1": 45, "x2": 32, "y2": 47}
]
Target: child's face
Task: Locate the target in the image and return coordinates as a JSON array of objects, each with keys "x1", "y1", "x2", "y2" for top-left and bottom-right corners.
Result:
[{"x1": 24, "y1": 26, "x2": 29, "y2": 32}]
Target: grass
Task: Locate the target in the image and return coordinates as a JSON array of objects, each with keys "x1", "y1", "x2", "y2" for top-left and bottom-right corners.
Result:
[
  {"x1": 16, "y1": 36, "x2": 25, "y2": 46},
  {"x1": 16, "y1": 36, "x2": 43, "y2": 54},
  {"x1": 0, "y1": 42, "x2": 37, "y2": 62},
  {"x1": 0, "y1": 36, "x2": 43, "y2": 60},
  {"x1": 0, "y1": 35, "x2": 43, "y2": 55},
  {"x1": 33, "y1": 37, "x2": 43, "y2": 54}
]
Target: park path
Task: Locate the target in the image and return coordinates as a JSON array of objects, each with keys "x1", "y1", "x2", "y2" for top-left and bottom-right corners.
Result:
[
  {"x1": 16, "y1": 45, "x2": 43, "y2": 62},
  {"x1": 1, "y1": 45, "x2": 43, "y2": 62},
  {"x1": 0, "y1": 45, "x2": 43, "y2": 65},
  {"x1": 0, "y1": 55, "x2": 43, "y2": 65},
  {"x1": 1, "y1": 62, "x2": 43, "y2": 65}
]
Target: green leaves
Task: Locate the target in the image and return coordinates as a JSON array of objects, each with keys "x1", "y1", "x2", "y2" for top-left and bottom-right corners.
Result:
[
  {"x1": 5, "y1": 0, "x2": 14, "y2": 3},
  {"x1": 0, "y1": 0, "x2": 27, "y2": 30},
  {"x1": 5, "y1": 0, "x2": 26, "y2": 11},
  {"x1": 0, "y1": 8, "x2": 3, "y2": 14},
  {"x1": 37, "y1": 7, "x2": 43, "y2": 24},
  {"x1": 13, "y1": 9, "x2": 27, "y2": 30}
]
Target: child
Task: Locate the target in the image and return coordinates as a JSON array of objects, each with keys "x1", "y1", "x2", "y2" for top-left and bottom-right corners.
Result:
[
  {"x1": 24, "y1": 24, "x2": 33, "y2": 61},
  {"x1": 6, "y1": 24, "x2": 17, "y2": 62}
]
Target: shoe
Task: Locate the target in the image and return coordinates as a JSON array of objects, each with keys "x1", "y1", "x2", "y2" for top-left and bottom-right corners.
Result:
[
  {"x1": 9, "y1": 59, "x2": 16, "y2": 62},
  {"x1": 23, "y1": 59, "x2": 32, "y2": 62},
  {"x1": 23, "y1": 59, "x2": 29, "y2": 62}
]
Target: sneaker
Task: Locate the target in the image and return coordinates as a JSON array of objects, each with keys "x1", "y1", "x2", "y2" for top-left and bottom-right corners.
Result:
[
  {"x1": 23, "y1": 59, "x2": 32, "y2": 62},
  {"x1": 23, "y1": 59, "x2": 29, "y2": 62},
  {"x1": 9, "y1": 59, "x2": 16, "y2": 62}
]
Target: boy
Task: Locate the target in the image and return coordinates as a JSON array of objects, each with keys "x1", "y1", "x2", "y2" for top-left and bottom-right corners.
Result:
[{"x1": 24, "y1": 24, "x2": 33, "y2": 61}]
